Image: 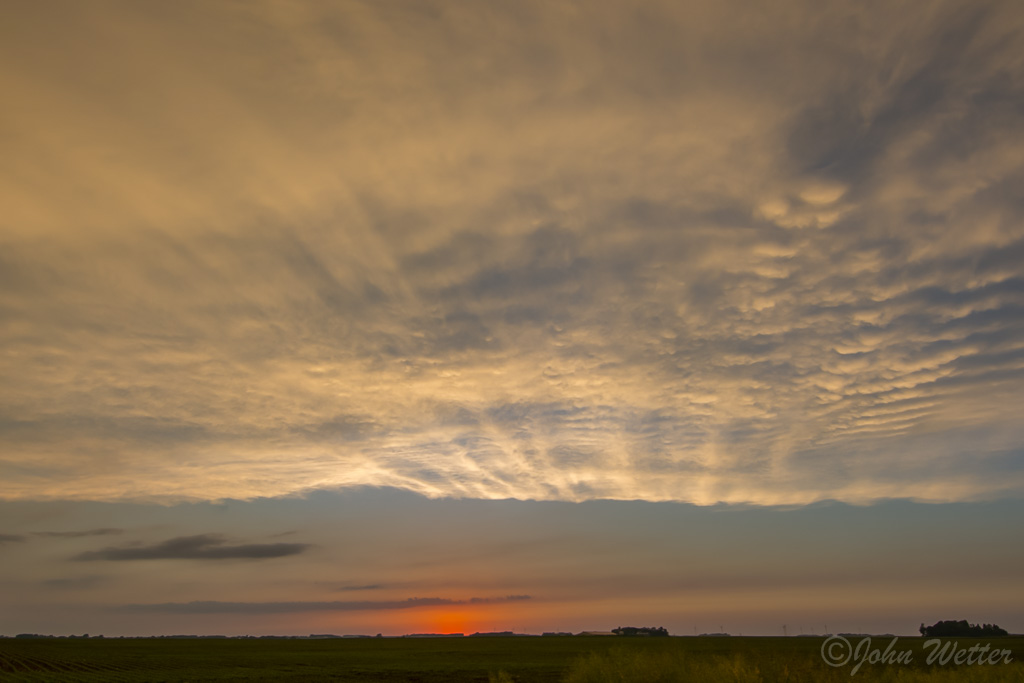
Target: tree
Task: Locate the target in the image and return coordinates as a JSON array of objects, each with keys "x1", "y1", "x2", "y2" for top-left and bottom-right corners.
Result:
[
  {"x1": 919, "y1": 620, "x2": 1008, "y2": 637},
  {"x1": 612, "y1": 626, "x2": 669, "y2": 637}
]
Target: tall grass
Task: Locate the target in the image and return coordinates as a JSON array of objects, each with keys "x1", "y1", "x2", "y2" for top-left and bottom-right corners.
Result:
[
  {"x1": 561, "y1": 647, "x2": 1024, "y2": 683},
  {"x1": 563, "y1": 648, "x2": 762, "y2": 683}
]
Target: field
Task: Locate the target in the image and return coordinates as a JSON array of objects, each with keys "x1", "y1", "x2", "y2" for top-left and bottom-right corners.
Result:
[{"x1": 0, "y1": 635, "x2": 1021, "y2": 682}]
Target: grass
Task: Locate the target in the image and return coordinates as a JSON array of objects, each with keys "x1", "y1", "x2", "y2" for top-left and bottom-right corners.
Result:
[
  {"x1": 562, "y1": 637, "x2": 1024, "y2": 683},
  {"x1": 0, "y1": 636, "x2": 1020, "y2": 682}
]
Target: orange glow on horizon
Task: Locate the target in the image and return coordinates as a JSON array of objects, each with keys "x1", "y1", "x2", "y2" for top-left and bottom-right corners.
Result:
[
  {"x1": 407, "y1": 607, "x2": 500, "y2": 636},
  {"x1": 432, "y1": 610, "x2": 471, "y2": 635}
]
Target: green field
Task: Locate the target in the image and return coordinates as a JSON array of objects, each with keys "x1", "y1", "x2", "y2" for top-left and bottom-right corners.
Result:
[{"x1": 0, "y1": 635, "x2": 1021, "y2": 682}]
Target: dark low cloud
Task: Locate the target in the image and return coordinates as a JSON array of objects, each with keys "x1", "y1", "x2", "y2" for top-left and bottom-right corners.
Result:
[
  {"x1": 41, "y1": 575, "x2": 109, "y2": 590},
  {"x1": 74, "y1": 534, "x2": 309, "y2": 561},
  {"x1": 468, "y1": 595, "x2": 531, "y2": 604},
  {"x1": 0, "y1": 534, "x2": 26, "y2": 545},
  {"x1": 120, "y1": 595, "x2": 532, "y2": 614},
  {"x1": 33, "y1": 528, "x2": 123, "y2": 539}
]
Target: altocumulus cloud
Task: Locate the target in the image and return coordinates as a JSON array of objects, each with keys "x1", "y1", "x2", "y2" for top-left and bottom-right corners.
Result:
[
  {"x1": 74, "y1": 534, "x2": 309, "y2": 561},
  {"x1": 120, "y1": 596, "x2": 532, "y2": 614},
  {"x1": 1, "y1": 1, "x2": 1023, "y2": 506}
]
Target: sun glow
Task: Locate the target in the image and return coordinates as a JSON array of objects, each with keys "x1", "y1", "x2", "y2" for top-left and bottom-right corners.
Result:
[
  {"x1": 413, "y1": 608, "x2": 491, "y2": 636},
  {"x1": 433, "y1": 610, "x2": 472, "y2": 635}
]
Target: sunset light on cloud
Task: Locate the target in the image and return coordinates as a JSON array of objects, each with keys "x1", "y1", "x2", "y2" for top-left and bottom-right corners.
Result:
[{"x1": 2, "y1": 0, "x2": 1023, "y2": 638}]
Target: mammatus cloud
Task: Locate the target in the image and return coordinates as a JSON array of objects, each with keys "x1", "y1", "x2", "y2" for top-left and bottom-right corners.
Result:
[
  {"x1": 74, "y1": 534, "x2": 310, "y2": 561},
  {"x1": 120, "y1": 595, "x2": 532, "y2": 614},
  {"x1": 0, "y1": 1, "x2": 1023, "y2": 505}
]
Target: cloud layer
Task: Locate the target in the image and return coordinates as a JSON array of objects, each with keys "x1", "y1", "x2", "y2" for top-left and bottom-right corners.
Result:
[
  {"x1": 1, "y1": 1, "x2": 1023, "y2": 505},
  {"x1": 34, "y1": 529, "x2": 123, "y2": 539},
  {"x1": 3, "y1": 492, "x2": 1022, "y2": 636},
  {"x1": 121, "y1": 595, "x2": 532, "y2": 614},
  {"x1": 74, "y1": 534, "x2": 309, "y2": 561}
]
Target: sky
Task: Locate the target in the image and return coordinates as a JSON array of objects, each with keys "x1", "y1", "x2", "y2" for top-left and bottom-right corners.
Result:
[{"x1": 1, "y1": 0, "x2": 1023, "y2": 637}]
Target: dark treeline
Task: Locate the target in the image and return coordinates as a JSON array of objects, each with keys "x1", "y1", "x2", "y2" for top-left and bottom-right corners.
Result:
[
  {"x1": 919, "y1": 620, "x2": 1008, "y2": 637},
  {"x1": 612, "y1": 626, "x2": 669, "y2": 637}
]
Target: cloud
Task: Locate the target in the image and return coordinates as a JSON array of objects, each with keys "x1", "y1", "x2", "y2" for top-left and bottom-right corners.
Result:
[
  {"x1": 120, "y1": 595, "x2": 532, "y2": 614},
  {"x1": 0, "y1": 1, "x2": 1022, "y2": 506},
  {"x1": 74, "y1": 534, "x2": 310, "y2": 561},
  {"x1": 467, "y1": 595, "x2": 532, "y2": 604},
  {"x1": 0, "y1": 534, "x2": 26, "y2": 545},
  {"x1": 33, "y1": 528, "x2": 123, "y2": 539},
  {"x1": 41, "y1": 575, "x2": 109, "y2": 590}
]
